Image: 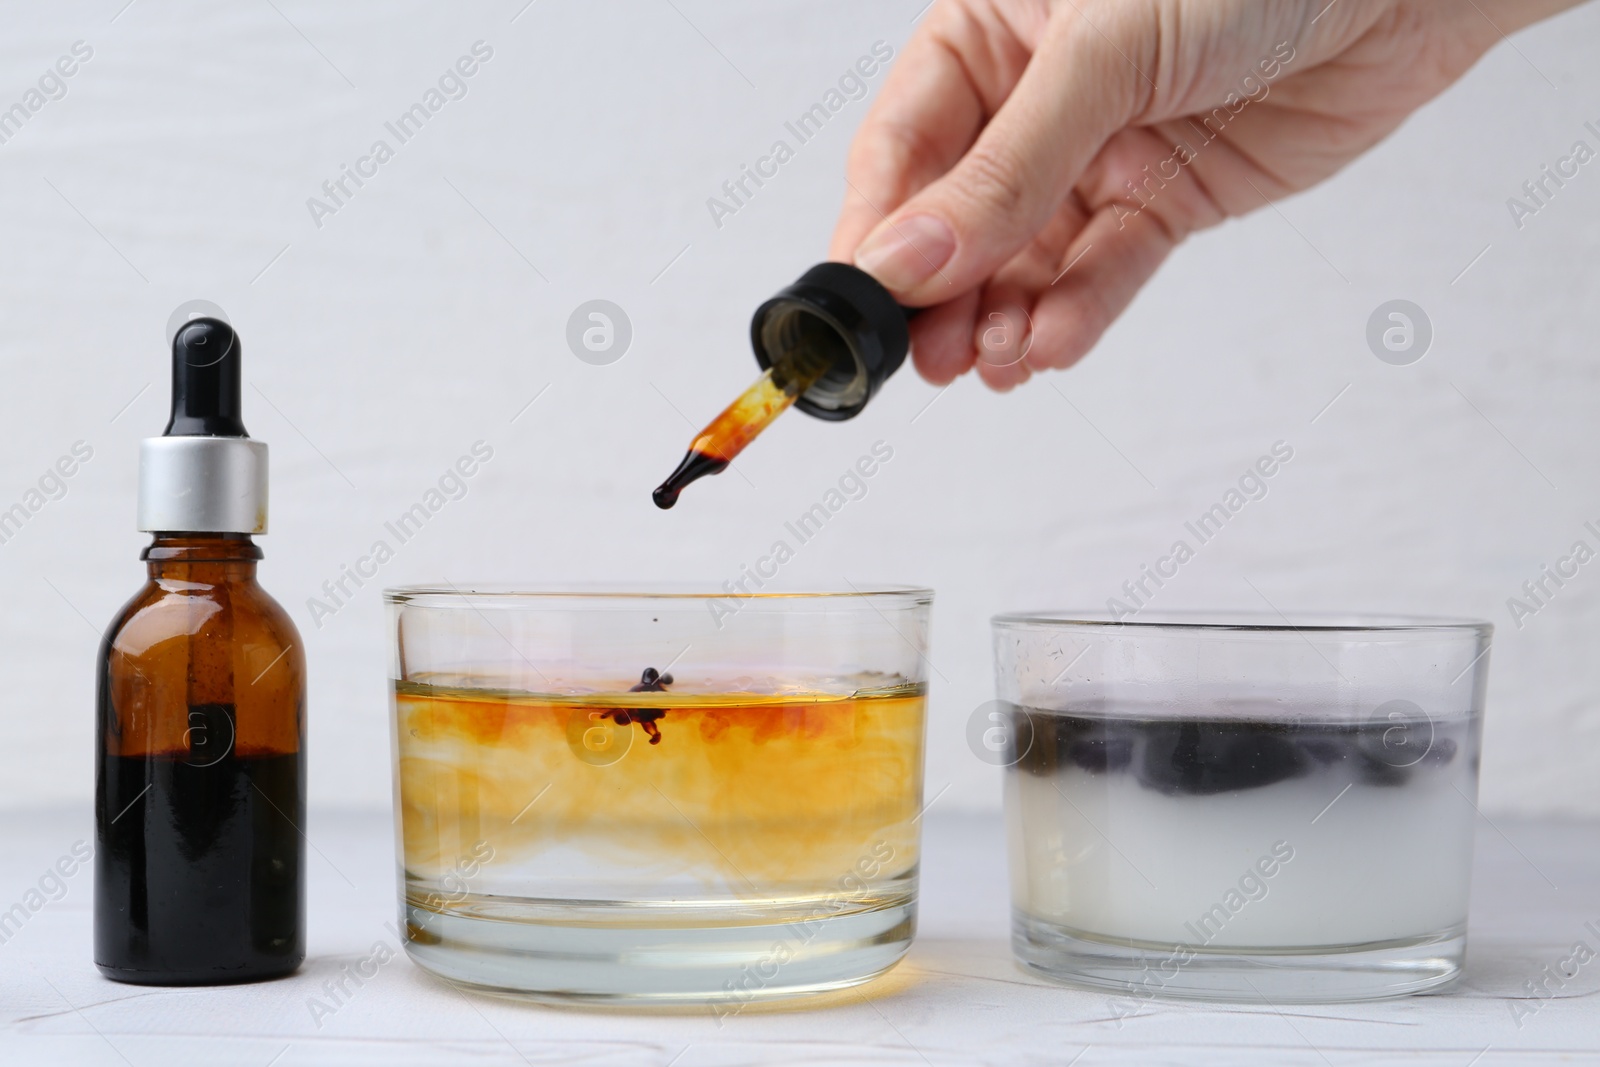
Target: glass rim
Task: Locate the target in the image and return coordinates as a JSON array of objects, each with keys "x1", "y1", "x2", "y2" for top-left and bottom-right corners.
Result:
[
  {"x1": 384, "y1": 582, "x2": 934, "y2": 606},
  {"x1": 991, "y1": 610, "x2": 1492, "y2": 635}
]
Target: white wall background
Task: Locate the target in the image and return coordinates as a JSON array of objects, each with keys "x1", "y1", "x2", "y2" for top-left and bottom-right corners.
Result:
[{"x1": 2, "y1": 0, "x2": 1598, "y2": 816}]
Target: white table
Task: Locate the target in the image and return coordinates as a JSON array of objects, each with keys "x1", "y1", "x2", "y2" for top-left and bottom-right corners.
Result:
[{"x1": 2, "y1": 809, "x2": 1596, "y2": 1066}]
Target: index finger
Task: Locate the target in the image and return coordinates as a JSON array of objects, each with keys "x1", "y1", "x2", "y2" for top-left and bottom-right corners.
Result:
[{"x1": 828, "y1": 22, "x2": 990, "y2": 261}]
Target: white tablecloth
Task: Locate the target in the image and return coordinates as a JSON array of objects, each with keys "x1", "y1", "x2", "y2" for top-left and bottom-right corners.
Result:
[{"x1": 2, "y1": 809, "x2": 1596, "y2": 1066}]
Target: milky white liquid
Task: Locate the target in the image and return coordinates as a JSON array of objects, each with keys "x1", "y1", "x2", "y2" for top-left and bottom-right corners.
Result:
[{"x1": 1006, "y1": 713, "x2": 1480, "y2": 949}]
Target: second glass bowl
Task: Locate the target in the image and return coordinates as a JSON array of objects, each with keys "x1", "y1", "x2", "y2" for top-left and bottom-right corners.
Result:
[{"x1": 992, "y1": 611, "x2": 1491, "y2": 1004}]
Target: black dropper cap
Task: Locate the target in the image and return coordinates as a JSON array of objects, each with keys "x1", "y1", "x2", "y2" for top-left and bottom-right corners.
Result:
[
  {"x1": 164, "y1": 318, "x2": 247, "y2": 437},
  {"x1": 750, "y1": 263, "x2": 913, "y2": 421}
]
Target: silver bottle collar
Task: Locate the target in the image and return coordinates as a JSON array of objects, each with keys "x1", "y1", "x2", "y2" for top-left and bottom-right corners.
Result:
[{"x1": 137, "y1": 436, "x2": 268, "y2": 534}]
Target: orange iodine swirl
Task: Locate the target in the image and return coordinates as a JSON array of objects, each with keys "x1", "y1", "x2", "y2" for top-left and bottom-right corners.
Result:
[
  {"x1": 394, "y1": 682, "x2": 927, "y2": 891},
  {"x1": 688, "y1": 368, "x2": 800, "y2": 466}
]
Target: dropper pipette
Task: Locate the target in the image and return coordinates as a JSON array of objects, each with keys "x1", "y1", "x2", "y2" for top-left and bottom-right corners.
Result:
[
  {"x1": 652, "y1": 350, "x2": 829, "y2": 509},
  {"x1": 650, "y1": 263, "x2": 913, "y2": 510}
]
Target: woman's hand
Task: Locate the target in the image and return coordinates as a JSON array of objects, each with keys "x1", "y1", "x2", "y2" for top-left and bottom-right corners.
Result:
[{"x1": 830, "y1": 0, "x2": 1577, "y2": 389}]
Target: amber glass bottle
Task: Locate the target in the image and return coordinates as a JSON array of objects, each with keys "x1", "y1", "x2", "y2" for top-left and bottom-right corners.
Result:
[{"x1": 95, "y1": 317, "x2": 306, "y2": 985}]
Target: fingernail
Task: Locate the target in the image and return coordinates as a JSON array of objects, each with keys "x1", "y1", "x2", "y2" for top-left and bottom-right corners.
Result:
[{"x1": 853, "y1": 214, "x2": 956, "y2": 291}]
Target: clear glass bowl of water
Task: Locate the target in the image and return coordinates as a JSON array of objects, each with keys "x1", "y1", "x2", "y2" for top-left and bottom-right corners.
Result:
[
  {"x1": 991, "y1": 611, "x2": 1491, "y2": 1004},
  {"x1": 386, "y1": 584, "x2": 931, "y2": 1008}
]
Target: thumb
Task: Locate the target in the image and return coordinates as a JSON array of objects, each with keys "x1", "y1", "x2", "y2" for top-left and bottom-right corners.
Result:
[{"x1": 851, "y1": 5, "x2": 1148, "y2": 305}]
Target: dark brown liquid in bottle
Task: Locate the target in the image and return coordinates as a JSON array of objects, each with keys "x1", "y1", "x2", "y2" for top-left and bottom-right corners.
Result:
[{"x1": 95, "y1": 534, "x2": 306, "y2": 985}]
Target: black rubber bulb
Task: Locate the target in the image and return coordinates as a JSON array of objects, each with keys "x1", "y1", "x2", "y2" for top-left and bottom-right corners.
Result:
[{"x1": 164, "y1": 317, "x2": 247, "y2": 437}]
